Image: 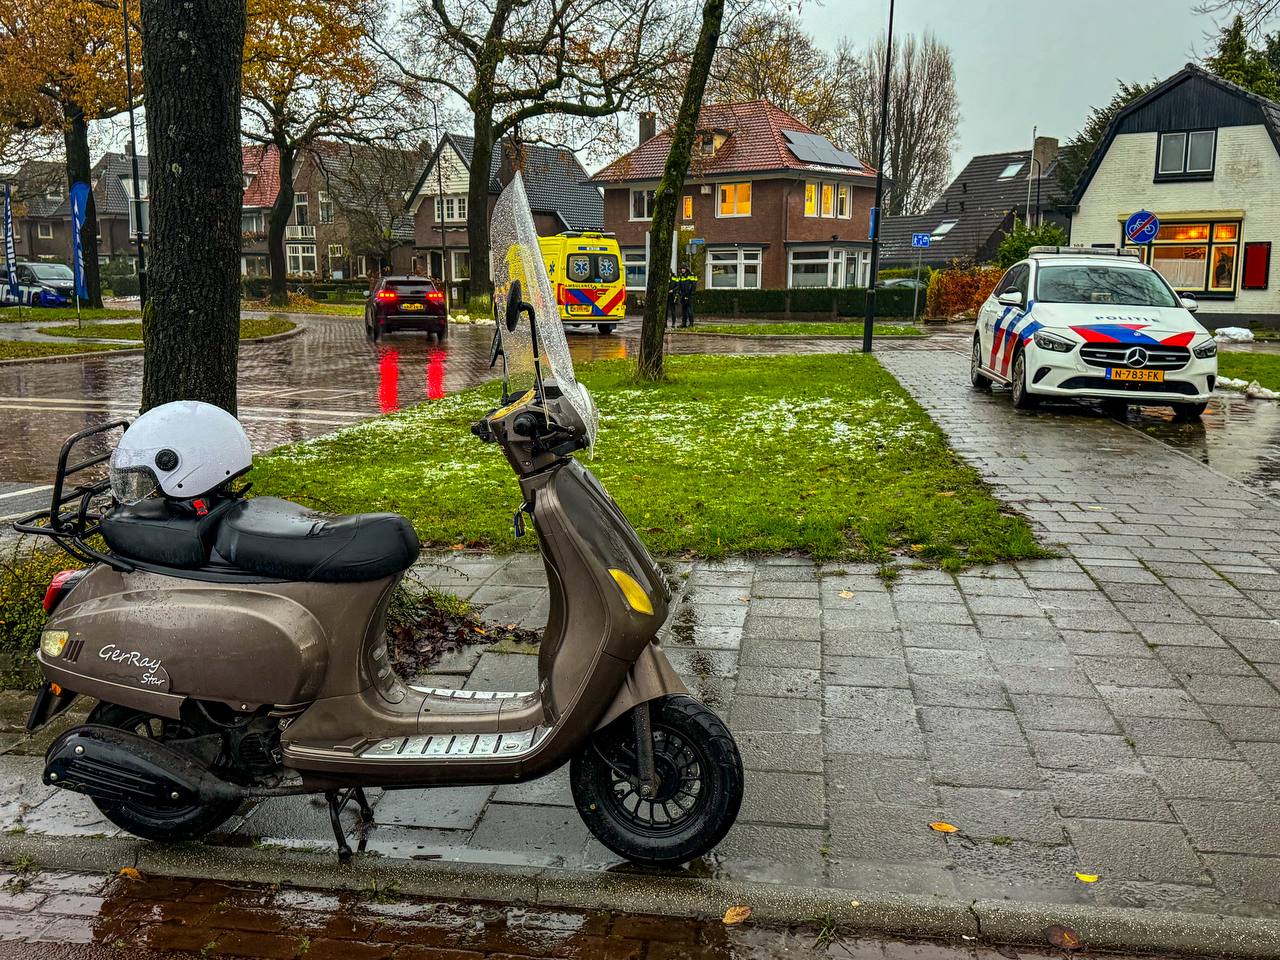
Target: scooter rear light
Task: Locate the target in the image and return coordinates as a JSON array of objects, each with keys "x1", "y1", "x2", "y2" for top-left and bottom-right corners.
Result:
[
  {"x1": 376, "y1": 290, "x2": 397, "y2": 302},
  {"x1": 43, "y1": 569, "x2": 85, "y2": 614}
]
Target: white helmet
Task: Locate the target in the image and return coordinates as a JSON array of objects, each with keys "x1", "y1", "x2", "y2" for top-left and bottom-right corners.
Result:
[{"x1": 109, "y1": 401, "x2": 252, "y2": 504}]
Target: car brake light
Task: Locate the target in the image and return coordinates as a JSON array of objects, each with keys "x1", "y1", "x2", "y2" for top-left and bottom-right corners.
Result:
[
  {"x1": 426, "y1": 290, "x2": 445, "y2": 303},
  {"x1": 376, "y1": 290, "x2": 397, "y2": 302},
  {"x1": 43, "y1": 569, "x2": 84, "y2": 614}
]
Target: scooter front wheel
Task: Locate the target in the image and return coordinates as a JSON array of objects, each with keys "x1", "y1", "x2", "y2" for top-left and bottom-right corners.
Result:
[{"x1": 571, "y1": 695, "x2": 743, "y2": 866}]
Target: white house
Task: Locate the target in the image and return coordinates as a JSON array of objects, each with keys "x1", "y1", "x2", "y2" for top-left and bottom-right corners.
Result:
[{"x1": 1070, "y1": 64, "x2": 1280, "y2": 329}]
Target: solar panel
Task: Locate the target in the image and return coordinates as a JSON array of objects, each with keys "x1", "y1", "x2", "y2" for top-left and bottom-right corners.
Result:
[{"x1": 783, "y1": 130, "x2": 863, "y2": 170}]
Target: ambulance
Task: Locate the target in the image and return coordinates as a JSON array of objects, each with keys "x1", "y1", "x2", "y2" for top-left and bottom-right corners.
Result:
[{"x1": 538, "y1": 231, "x2": 626, "y2": 334}]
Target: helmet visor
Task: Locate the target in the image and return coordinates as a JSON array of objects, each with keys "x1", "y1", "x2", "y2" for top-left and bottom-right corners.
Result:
[{"x1": 109, "y1": 447, "x2": 161, "y2": 504}]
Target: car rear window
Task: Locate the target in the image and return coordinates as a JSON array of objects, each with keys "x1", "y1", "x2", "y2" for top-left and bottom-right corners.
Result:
[
  {"x1": 387, "y1": 281, "x2": 435, "y2": 296},
  {"x1": 1036, "y1": 264, "x2": 1178, "y2": 308}
]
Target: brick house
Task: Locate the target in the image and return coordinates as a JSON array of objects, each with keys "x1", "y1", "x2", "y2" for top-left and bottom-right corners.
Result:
[
  {"x1": 1069, "y1": 64, "x2": 1280, "y2": 327},
  {"x1": 241, "y1": 142, "x2": 420, "y2": 281},
  {"x1": 406, "y1": 134, "x2": 602, "y2": 301},
  {"x1": 3, "y1": 153, "x2": 149, "y2": 269},
  {"x1": 592, "y1": 101, "x2": 876, "y2": 292}
]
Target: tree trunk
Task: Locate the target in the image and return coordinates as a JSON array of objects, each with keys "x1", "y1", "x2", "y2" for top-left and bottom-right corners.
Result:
[
  {"x1": 267, "y1": 145, "x2": 296, "y2": 307},
  {"x1": 139, "y1": 0, "x2": 246, "y2": 414},
  {"x1": 62, "y1": 103, "x2": 103, "y2": 309},
  {"x1": 465, "y1": 107, "x2": 496, "y2": 309},
  {"x1": 638, "y1": 0, "x2": 725, "y2": 381}
]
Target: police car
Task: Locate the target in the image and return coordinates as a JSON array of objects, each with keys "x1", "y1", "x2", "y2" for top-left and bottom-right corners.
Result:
[
  {"x1": 0, "y1": 261, "x2": 76, "y2": 307},
  {"x1": 970, "y1": 247, "x2": 1218, "y2": 420}
]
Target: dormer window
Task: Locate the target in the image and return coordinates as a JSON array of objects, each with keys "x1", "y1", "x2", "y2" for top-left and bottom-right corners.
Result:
[
  {"x1": 1157, "y1": 130, "x2": 1216, "y2": 180},
  {"x1": 699, "y1": 135, "x2": 715, "y2": 155},
  {"x1": 243, "y1": 173, "x2": 255, "y2": 189}
]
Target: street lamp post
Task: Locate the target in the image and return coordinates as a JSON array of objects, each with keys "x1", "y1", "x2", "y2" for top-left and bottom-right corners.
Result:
[
  {"x1": 430, "y1": 99, "x2": 448, "y2": 312},
  {"x1": 862, "y1": 0, "x2": 895, "y2": 354},
  {"x1": 121, "y1": 0, "x2": 147, "y2": 307}
]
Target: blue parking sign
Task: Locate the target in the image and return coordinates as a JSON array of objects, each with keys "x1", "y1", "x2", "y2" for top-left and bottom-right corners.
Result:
[{"x1": 911, "y1": 233, "x2": 931, "y2": 248}]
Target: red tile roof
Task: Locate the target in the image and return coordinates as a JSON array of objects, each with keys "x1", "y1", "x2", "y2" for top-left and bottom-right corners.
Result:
[
  {"x1": 593, "y1": 100, "x2": 875, "y2": 183},
  {"x1": 242, "y1": 144, "x2": 281, "y2": 208}
]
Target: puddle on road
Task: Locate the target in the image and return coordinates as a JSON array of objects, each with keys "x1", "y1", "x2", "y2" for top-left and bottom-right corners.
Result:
[{"x1": 11, "y1": 870, "x2": 1164, "y2": 960}]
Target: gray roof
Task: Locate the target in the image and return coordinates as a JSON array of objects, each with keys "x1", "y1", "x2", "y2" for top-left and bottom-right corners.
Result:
[
  {"x1": 310, "y1": 143, "x2": 421, "y2": 242},
  {"x1": 879, "y1": 148, "x2": 1066, "y2": 266},
  {"x1": 8, "y1": 154, "x2": 148, "y2": 220},
  {"x1": 94, "y1": 153, "x2": 150, "y2": 217},
  {"x1": 12, "y1": 161, "x2": 66, "y2": 217},
  {"x1": 411, "y1": 134, "x2": 603, "y2": 230}
]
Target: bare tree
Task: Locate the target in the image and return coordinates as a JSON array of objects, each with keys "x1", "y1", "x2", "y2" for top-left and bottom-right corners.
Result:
[
  {"x1": 843, "y1": 32, "x2": 958, "y2": 217},
  {"x1": 1195, "y1": 0, "x2": 1280, "y2": 33},
  {"x1": 381, "y1": 0, "x2": 688, "y2": 307},
  {"x1": 314, "y1": 141, "x2": 427, "y2": 273}
]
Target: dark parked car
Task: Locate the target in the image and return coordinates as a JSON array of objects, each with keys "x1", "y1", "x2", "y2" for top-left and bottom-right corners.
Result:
[{"x1": 365, "y1": 276, "x2": 447, "y2": 341}]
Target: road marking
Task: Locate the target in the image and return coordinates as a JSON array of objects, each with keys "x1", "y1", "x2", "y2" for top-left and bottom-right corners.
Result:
[
  {"x1": 0, "y1": 396, "x2": 369, "y2": 419},
  {"x1": 0, "y1": 484, "x2": 51, "y2": 501}
]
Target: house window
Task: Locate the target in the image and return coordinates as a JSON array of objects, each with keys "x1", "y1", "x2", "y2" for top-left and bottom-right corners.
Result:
[
  {"x1": 1243, "y1": 242, "x2": 1271, "y2": 290},
  {"x1": 630, "y1": 189, "x2": 656, "y2": 221},
  {"x1": 1123, "y1": 219, "x2": 1242, "y2": 296},
  {"x1": 623, "y1": 248, "x2": 648, "y2": 290},
  {"x1": 45, "y1": 184, "x2": 61, "y2": 200},
  {"x1": 932, "y1": 219, "x2": 958, "y2": 239},
  {"x1": 837, "y1": 185, "x2": 851, "y2": 219},
  {"x1": 294, "y1": 194, "x2": 309, "y2": 226},
  {"x1": 682, "y1": 195, "x2": 693, "y2": 220},
  {"x1": 286, "y1": 243, "x2": 316, "y2": 275},
  {"x1": 328, "y1": 243, "x2": 344, "y2": 258},
  {"x1": 318, "y1": 191, "x2": 334, "y2": 223},
  {"x1": 706, "y1": 247, "x2": 760, "y2": 289},
  {"x1": 998, "y1": 161, "x2": 1024, "y2": 179},
  {"x1": 820, "y1": 183, "x2": 834, "y2": 218},
  {"x1": 122, "y1": 178, "x2": 150, "y2": 236},
  {"x1": 37, "y1": 222, "x2": 53, "y2": 239},
  {"x1": 1156, "y1": 130, "x2": 1216, "y2": 179},
  {"x1": 450, "y1": 250, "x2": 470, "y2": 281},
  {"x1": 241, "y1": 211, "x2": 264, "y2": 234},
  {"x1": 434, "y1": 195, "x2": 467, "y2": 222},
  {"x1": 804, "y1": 183, "x2": 817, "y2": 217},
  {"x1": 843, "y1": 250, "x2": 871, "y2": 287},
  {"x1": 356, "y1": 255, "x2": 368, "y2": 278},
  {"x1": 789, "y1": 248, "x2": 844, "y2": 288},
  {"x1": 717, "y1": 182, "x2": 751, "y2": 217}
]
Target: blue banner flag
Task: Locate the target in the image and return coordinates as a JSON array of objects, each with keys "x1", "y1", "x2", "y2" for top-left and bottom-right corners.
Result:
[
  {"x1": 70, "y1": 181, "x2": 90, "y2": 301},
  {"x1": 2, "y1": 183, "x2": 16, "y2": 303}
]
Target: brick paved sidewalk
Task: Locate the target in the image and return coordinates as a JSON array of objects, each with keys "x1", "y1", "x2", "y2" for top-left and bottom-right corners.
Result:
[{"x1": 1, "y1": 344, "x2": 1278, "y2": 931}]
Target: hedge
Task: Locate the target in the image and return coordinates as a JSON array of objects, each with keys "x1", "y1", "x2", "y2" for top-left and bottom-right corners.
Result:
[
  {"x1": 109, "y1": 275, "x2": 140, "y2": 296},
  {"x1": 626, "y1": 286, "x2": 919, "y2": 318},
  {"x1": 925, "y1": 266, "x2": 1003, "y2": 319},
  {"x1": 0, "y1": 545, "x2": 80, "y2": 689}
]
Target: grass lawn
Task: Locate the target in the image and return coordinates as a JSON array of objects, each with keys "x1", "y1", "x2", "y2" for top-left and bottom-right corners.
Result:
[
  {"x1": 37, "y1": 315, "x2": 296, "y2": 341},
  {"x1": 251, "y1": 354, "x2": 1045, "y2": 567},
  {"x1": 245, "y1": 298, "x2": 364, "y2": 317},
  {"x1": 682, "y1": 322, "x2": 923, "y2": 337},
  {"x1": 0, "y1": 341, "x2": 126, "y2": 361},
  {"x1": 1219, "y1": 352, "x2": 1280, "y2": 390},
  {"x1": 0, "y1": 306, "x2": 139, "y2": 324}
]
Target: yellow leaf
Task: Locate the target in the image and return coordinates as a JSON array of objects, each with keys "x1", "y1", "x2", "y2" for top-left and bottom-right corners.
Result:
[
  {"x1": 838, "y1": 590, "x2": 855, "y2": 599},
  {"x1": 1074, "y1": 872, "x2": 1099, "y2": 883},
  {"x1": 722, "y1": 905, "x2": 751, "y2": 925},
  {"x1": 929, "y1": 821, "x2": 959, "y2": 833},
  {"x1": 473, "y1": 627, "x2": 487, "y2": 635},
  {"x1": 849, "y1": 900, "x2": 860, "y2": 908},
  {"x1": 938, "y1": 491, "x2": 955, "y2": 497},
  {"x1": 910, "y1": 544, "x2": 925, "y2": 552},
  {"x1": 117, "y1": 867, "x2": 142, "y2": 881}
]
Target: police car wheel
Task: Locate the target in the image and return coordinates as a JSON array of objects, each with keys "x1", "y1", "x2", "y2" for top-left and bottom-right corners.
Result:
[
  {"x1": 1010, "y1": 350, "x2": 1039, "y2": 410},
  {"x1": 970, "y1": 337, "x2": 991, "y2": 390}
]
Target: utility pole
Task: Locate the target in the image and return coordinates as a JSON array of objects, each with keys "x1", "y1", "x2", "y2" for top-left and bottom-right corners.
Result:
[
  {"x1": 121, "y1": 0, "x2": 147, "y2": 307},
  {"x1": 862, "y1": 0, "x2": 895, "y2": 354}
]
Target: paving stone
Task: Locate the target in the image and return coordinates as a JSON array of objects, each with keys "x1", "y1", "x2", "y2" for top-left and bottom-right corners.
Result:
[
  {"x1": 1027, "y1": 730, "x2": 1142, "y2": 774},
  {"x1": 1180, "y1": 673, "x2": 1280, "y2": 706},
  {"x1": 742, "y1": 615, "x2": 820, "y2": 643},
  {"x1": 1059, "y1": 630, "x2": 1156, "y2": 658},
  {"x1": 898, "y1": 623, "x2": 983, "y2": 650},
  {"x1": 747, "y1": 597, "x2": 821, "y2": 620},
  {"x1": 917, "y1": 706, "x2": 1025, "y2": 746},
  {"x1": 1202, "y1": 853, "x2": 1280, "y2": 904},
  {"x1": 1172, "y1": 800, "x2": 1280, "y2": 856},
  {"x1": 822, "y1": 655, "x2": 909, "y2": 688},
  {"x1": 1199, "y1": 703, "x2": 1280, "y2": 742},
  {"x1": 826, "y1": 860, "x2": 958, "y2": 897},
  {"x1": 464, "y1": 652, "x2": 539, "y2": 692},
  {"x1": 825, "y1": 715, "x2": 926, "y2": 761},
  {"x1": 826, "y1": 801, "x2": 949, "y2": 863},
  {"x1": 926, "y1": 740, "x2": 1043, "y2": 790},
  {"x1": 1044, "y1": 771, "x2": 1173, "y2": 822},
  {"x1": 955, "y1": 575, "x2": 1034, "y2": 597},
  {"x1": 1076, "y1": 656, "x2": 1178, "y2": 688},
  {"x1": 683, "y1": 603, "x2": 749, "y2": 628},
  {"x1": 1119, "y1": 717, "x2": 1239, "y2": 760},
  {"x1": 904, "y1": 648, "x2": 994, "y2": 677},
  {"x1": 711, "y1": 824, "x2": 829, "y2": 886},
  {"x1": 822, "y1": 629, "x2": 905, "y2": 659},
  {"x1": 373, "y1": 786, "x2": 494, "y2": 830},
  {"x1": 1065, "y1": 819, "x2": 1209, "y2": 884},
  {"x1": 890, "y1": 584, "x2": 962, "y2": 603},
  {"x1": 665, "y1": 648, "x2": 739, "y2": 679},
  {"x1": 468, "y1": 804, "x2": 591, "y2": 866},
  {"x1": 735, "y1": 731, "x2": 823, "y2": 774},
  {"x1": 823, "y1": 686, "x2": 915, "y2": 721},
  {"x1": 1134, "y1": 622, "x2": 1227, "y2": 647},
  {"x1": 662, "y1": 622, "x2": 742, "y2": 651},
  {"x1": 738, "y1": 638, "x2": 822, "y2": 670},
  {"x1": 950, "y1": 839, "x2": 1091, "y2": 905},
  {"x1": 749, "y1": 579, "x2": 819, "y2": 599},
  {"x1": 1096, "y1": 685, "x2": 1205, "y2": 720},
  {"x1": 1010, "y1": 694, "x2": 1119, "y2": 733},
  {"x1": 726, "y1": 695, "x2": 821, "y2": 733},
  {"x1": 738, "y1": 771, "x2": 824, "y2": 827},
  {"x1": 974, "y1": 615, "x2": 1061, "y2": 642},
  {"x1": 894, "y1": 602, "x2": 973, "y2": 626},
  {"x1": 935, "y1": 786, "x2": 1064, "y2": 843},
  {"x1": 997, "y1": 664, "x2": 1094, "y2": 698},
  {"x1": 682, "y1": 585, "x2": 752, "y2": 605},
  {"x1": 491, "y1": 762, "x2": 572, "y2": 807},
  {"x1": 825, "y1": 755, "x2": 937, "y2": 806},
  {"x1": 734, "y1": 665, "x2": 817, "y2": 699},
  {"x1": 1143, "y1": 757, "x2": 1272, "y2": 801},
  {"x1": 1237, "y1": 741, "x2": 1280, "y2": 790},
  {"x1": 909, "y1": 673, "x2": 1010, "y2": 710}
]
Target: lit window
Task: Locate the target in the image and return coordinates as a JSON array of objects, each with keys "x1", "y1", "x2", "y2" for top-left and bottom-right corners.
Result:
[
  {"x1": 682, "y1": 195, "x2": 693, "y2": 220},
  {"x1": 717, "y1": 182, "x2": 751, "y2": 217},
  {"x1": 1124, "y1": 218, "x2": 1241, "y2": 296},
  {"x1": 998, "y1": 162, "x2": 1024, "y2": 179},
  {"x1": 932, "y1": 220, "x2": 958, "y2": 238},
  {"x1": 821, "y1": 183, "x2": 834, "y2": 217},
  {"x1": 804, "y1": 182, "x2": 817, "y2": 217},
  {"x1": 838, "y1": 185, "x2": 851, "y2": 219},
  {"x1": 630, "y1": 189, "x2": 656, "y2": 220},
  {"x1": 450, "y1": 250, "x2": 470, "y2": 280}
]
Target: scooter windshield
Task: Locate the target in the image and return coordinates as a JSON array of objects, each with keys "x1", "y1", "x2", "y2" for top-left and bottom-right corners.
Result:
[{"x1": 490, "y1": 174, "x2": 598, "y2": 450}]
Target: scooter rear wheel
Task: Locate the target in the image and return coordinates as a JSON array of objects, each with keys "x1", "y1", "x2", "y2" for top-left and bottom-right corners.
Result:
[
  {"x1": 86, "y1": 703, "x2": 242, "y2": 843},
  {"x1": 570, "y1": 695, "x2": 743, "y2": 866}
]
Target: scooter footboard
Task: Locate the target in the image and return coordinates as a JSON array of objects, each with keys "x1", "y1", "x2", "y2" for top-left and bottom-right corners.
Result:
[{"x1": 594, "y1": 643, "x2": 687, "y2": 731}]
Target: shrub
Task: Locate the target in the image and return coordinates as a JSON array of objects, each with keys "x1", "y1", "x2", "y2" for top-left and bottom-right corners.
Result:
[
  {"x1": 693, "y1": 287, "x2": 917, "y2": 318},
  {"x1": 879, "y1": 265, "x2": 935, "y2": 283},
  {"x1": 926, "y1": 264, "x2": 1004, "y2": 318},
  {"x1": 997, "y1": 220, "x2": 1070, "y2": 268},
  {"x1": 0, "y1": 544, "x2": 82, "y2": 689},
  {"x1": 109, "y1": 274, "x2": 140, "y2": 297}
]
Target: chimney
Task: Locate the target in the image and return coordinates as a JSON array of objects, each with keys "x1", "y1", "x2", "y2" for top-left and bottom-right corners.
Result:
[
  {"x1": 497, "y1": 137, "x2": 525, "y2": 187},
  {"x1": 639, "y1": 111, "x2": 656, "y2": 146},
  {"x1": 1032, "y1": 136, "x2": 1058, "y2": 179}
]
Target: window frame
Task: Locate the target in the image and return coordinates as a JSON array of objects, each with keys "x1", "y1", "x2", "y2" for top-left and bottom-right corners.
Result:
[
  {"x1": 705, "y1": 246, "x2": 761, "y2": 289},
  {"x1": 285, "y1": 243, "x2": 317, "y2": 275},
  {"x1": 716, "y1": 181, "x2": 751, "y2": 218},
  {"x1": 1154, "y1": 129, "x2": 1216, "y2": 182},
  {"x1": 623, "y1": 248, "x2": 648, "y2": 290},
  {"x1": 629, "y1": 188, "x2": 656, "y2": 221},
  {"x1": 837, "y1": 184, "x2": 851, "y2": 219},
  {"x1": 1122, "y1": 217, "x2": 1241, "y2": 299},
  {"x1": 433, "y1": 194, "x2": 468, "y2": 223},
  {"x1": 318, "y1": 190, "x2": 334, "y2": 224},
  {"x1": 682, "y1": 195, "x2": 693, "y2": 220},
  {"x1": 788, "y1": 247, "x2": 849, "y2": 288},
  {"x1": 450, "y1": 249, "x2": 470, "y2": 281},
  {"x1": 36, "y1": 221, "x2": 53, "y2": 240}
]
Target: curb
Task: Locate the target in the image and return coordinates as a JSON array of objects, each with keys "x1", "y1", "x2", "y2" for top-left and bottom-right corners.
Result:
[
  {"x1": 0, "y1": 322, "x2": 304, "y2": 367},
  {"x1": 4, "y1": 832, "x2": 1279, "y2": 958}
]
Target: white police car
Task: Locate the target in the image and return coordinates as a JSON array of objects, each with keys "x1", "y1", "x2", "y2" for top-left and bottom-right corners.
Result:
[{"x1": 970, "y1": 247, "x2": 1218, "y2": 420}]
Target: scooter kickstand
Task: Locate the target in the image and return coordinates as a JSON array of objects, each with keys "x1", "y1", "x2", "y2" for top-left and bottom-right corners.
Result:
[
  {"x1": 353, "y1": 786, "x2": 375, "y2": 824},
  {"x1": 325, "y1": 790, "x2": 353, "y2": 863}
]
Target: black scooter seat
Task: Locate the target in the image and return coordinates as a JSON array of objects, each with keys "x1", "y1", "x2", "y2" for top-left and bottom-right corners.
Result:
[{"x1": 214, "y1": 497, "x2": 421, "y2": 583}]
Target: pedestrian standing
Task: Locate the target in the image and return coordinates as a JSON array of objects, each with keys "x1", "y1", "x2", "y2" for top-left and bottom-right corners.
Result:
[{"x1": 678, "y1": 263, "x2": 697, "y2": 328}]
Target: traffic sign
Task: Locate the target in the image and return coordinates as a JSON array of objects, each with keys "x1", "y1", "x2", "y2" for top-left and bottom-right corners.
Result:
[
  {"x1": 1125, "y1": 210, "x2": 1160, "y2": 244},
  {"x1": 911, "y1": 233, "x2": 932, "y2": 248}
]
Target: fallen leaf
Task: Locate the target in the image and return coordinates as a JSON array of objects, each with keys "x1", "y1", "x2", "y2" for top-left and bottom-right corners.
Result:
[
  {"x1": 938, "y1": 491, "x2": 955, "y2": 497},
  {"x1": 117, "y1": 867, "x2": 142, "y2": 881},
  {"x1": 1044, "y1": 924, "x2": 1083, "y2": 950},
  {"x1": 473, "y1": 627, "x2": 487, "y2": 636},
  {"x1": 929, "y1": 821, "x2": 959, "y2": 833},
  {"x1": 722, "y1": 905, "x2": 751, "y2": 925},
  {"x1": 1074, "y1": 872, "x2": 1099, "y2": 883},
  {"x1": 910, "y1": 544, "x2": 925, "y2": 552},
  {"x1": 838, "y1": 590, "x2": 855, "y2": 599},
  {"x1": 849, "y1": 900, "x2": 860, "y2": 908},
  {"x1": 450, "y1": 544, "x2": 464, "y2": 551}
]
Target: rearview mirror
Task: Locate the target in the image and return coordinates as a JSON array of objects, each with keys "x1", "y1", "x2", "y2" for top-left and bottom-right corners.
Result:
[
  {"x1": 997, "y1": 290, "x2": 1024, "y2": 308},
  {"x1": 505, "y1": 279, "x2": 523, "y2": 332},
  {"x1": 1180, "y1": 296, "x2": 1199, "y2": 313}
]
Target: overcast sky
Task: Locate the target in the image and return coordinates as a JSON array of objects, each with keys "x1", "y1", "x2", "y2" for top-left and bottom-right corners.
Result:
[{"x1": 802, "y1": 0, "x2": 1224, "y2": 165}]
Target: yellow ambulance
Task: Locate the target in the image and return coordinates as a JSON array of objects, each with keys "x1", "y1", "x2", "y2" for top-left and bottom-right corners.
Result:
[{"x1": 538, "y1": 231, "x2": 626, "y2": 334}]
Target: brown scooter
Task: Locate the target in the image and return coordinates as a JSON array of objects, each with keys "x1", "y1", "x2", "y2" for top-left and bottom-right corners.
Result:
[{"x1": 15, "y1": 180, "x2": 743, "y2": 866}]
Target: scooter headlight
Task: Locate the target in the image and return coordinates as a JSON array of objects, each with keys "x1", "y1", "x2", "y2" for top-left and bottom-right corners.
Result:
[{"x1": 41, "y1": 630, "x2": 69, "y2": 657}]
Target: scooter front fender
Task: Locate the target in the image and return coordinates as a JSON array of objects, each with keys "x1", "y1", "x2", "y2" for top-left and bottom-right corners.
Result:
[{"x1": 593, "y1": 642, "x2": 687, "y2": 731}]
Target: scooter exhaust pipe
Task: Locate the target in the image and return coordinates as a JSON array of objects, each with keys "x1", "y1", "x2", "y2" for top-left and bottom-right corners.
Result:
[{"x1": 44, "y1": 724, "x2": 243, "y2": 807}]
